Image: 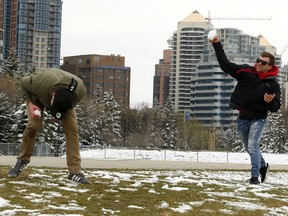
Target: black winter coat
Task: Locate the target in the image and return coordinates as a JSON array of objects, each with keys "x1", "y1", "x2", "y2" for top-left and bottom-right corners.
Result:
[{"x1": 212, "y1": 42, "x2": 281, "y2": 120}]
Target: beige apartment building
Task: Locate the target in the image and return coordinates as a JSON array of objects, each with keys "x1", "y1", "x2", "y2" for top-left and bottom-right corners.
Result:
[{"x1": 61, "y1": 54, "x2": 130, "y2": 108}]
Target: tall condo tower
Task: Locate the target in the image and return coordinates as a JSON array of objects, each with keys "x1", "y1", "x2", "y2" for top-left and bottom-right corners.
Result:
[
  {"x1": 168, "y1": 10, "x2": 212, "y2": 113},
  {"x1": 0, "y1": 0, "x2": 62, "y2": 69}
]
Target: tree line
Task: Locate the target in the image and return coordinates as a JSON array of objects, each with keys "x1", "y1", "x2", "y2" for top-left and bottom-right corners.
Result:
[{"x1": 1, "y1": 48, "x2": 288, "y2": 154}]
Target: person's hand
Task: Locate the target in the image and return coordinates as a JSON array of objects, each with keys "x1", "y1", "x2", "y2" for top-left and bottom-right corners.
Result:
[
  {"x1": 264, "y1": 93, "x2": 275, "y2": 103},
  {"x1": 28, "y1": 102, "x2": 41, "y2": 119},
  {"x1": 209, "y1": 36, "x2": 220, "y2": 43},
  {"x1": 207, "y1": 30, "x2": 220, "y2": 43}
]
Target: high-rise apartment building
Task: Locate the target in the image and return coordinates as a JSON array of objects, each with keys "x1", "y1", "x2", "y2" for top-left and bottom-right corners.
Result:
[
  {"x1": 0, "y1": 0, "x2": 62, "y2": 69},
  {"x1": 153, "y1": 49, "x2": 171, "y2": 107},
  {"x1": 168, "y1": 10, "x2": 212, "y2": 112},
  {"x1": 61, "y1": 54, "x2": 131, "y2": 108}
]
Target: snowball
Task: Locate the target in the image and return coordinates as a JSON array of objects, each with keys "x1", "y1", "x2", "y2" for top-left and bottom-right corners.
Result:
[
  {"x1": 207, "y1": 29, "x2": 217, "y2": 40},
  {"x1": 34, "y1": 110, "x2": 41, "y2": 117}
]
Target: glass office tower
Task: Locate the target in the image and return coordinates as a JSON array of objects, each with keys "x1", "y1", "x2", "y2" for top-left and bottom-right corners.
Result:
[{"x1": 1, "y1": 0, "x2": 62, "y2": 69}]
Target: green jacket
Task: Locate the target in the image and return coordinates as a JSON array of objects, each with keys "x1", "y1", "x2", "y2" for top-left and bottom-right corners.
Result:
[{"x1": 21, "y1": 68, "x2": 86, "y2": 110}]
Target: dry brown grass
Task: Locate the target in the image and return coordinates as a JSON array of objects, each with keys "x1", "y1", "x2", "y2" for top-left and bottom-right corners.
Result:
[{"x1": 0, "y1": 166, "x2": 288, "y2": 215}]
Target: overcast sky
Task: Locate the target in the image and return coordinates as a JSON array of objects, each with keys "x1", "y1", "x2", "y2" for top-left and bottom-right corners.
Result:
[{"x1": 60, "y1": 0, "x2": 288, "y2": 108}]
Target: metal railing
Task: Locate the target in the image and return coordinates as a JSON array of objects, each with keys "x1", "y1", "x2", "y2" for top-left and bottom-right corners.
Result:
[
  {"x1": 0, "y1": 143, "x2": 50, "y2": 157},
  {"x1": 1, "y1": 143, "x2": 288, "y2": 165}
]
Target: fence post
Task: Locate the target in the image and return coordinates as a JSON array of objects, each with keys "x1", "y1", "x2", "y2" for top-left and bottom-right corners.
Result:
[{"x1": 134, "y1": 149, "x2": 136, "y2": 159}]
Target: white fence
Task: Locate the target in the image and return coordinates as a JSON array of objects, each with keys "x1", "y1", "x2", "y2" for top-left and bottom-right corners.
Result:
[
  {"x1": 2, "y1": 143, "x2": 288, "y2": 165},
  {"x1": 0, "y1": 143, "x2": 50, "y2": 157},
  {"x1": 79, "y1": 148, "x2": 288, "y2": 165}
]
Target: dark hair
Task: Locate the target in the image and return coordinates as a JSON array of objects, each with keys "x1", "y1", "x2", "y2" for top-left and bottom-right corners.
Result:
[{"x1": 261, "y1": 51, "x2": 275, "y2": 65}]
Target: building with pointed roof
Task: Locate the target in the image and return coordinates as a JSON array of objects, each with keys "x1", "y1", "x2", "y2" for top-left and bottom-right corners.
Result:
[
  {"x1": 169, "y1": 10, "x2": 212, "y2": 112},
  {"x1": 181, "y1": 10, "x2": 207, "y2": 23},
  {"x1": 259, "y1": 34, "x2": 277, "y2": 56}
]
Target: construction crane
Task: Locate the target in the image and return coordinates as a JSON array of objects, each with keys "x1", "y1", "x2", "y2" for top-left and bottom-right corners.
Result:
[
  {"x1": 279, "y1": 42, "x2": 288, "y2": 56},
  {"x1": 279, "y1": 42, "x2": 288, "y2": 65},
  {"x1": 206, "y1": 11, "x2": 272, "y2": 22}
]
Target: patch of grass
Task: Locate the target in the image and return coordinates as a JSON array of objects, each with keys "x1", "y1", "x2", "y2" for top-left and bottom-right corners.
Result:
[{"x1": 0, "y1": 166, "x2": 288, "y2": 215}]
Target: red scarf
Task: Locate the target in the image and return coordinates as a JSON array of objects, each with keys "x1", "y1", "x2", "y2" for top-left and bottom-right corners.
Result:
[{"x1": 236, "y1": 64, "x2": 279, "y2": 80}]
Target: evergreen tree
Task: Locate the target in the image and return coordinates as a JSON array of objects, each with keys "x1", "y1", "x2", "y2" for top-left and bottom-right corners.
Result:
[
  {"x1": 161, "y1": 97, "x2": 177, "y2": 148},
  {"x1": 11, "y1": 102, "x2": 64, "y2": 156},
  {"x1": 11, "y1": 103, "x2": 27, "y2": 143},
  {"x1": 217, "y1": 127, "x2": 243, "y2": 152},
  {"x1": 102, "y1": 91, "x2": 121, "y2": 146},
  {"x1": 89, "y1": 88, "x2": 105, "y2": 147},
  {"x1": 88, "y1": 88, "x2": 121, "y2": 147},
  {"x1": 261, "y1": 111, "x2": 288, "y2": 153},
  {"x1": 2, "y1": 48, "x2": 20, "y2": 78},
  {"x1": 149, "y1": 98, "x2": 162, "y2": 148},
  {"x1": 0, "y1": 93, "x2": 15, "y2": 142},
  {"x1": 1, "y1": 48, "x2": 23, "y2": 107},
  {"x1": 2, "y1": 47, "x2": 34, "y2": 79},
  {"x1": 52, "y1": 122, "x2": 65, "y2": 156},
  {"x1": 86, "y1": 89, "x2": 122, "y2": 147},
  {"x1": 0, "y1": 51, "x2": 25, "y2": 145},
  {"x1": 76, "y1": 98, "x2": 94, "y2": 146},
  {"x1": 37, "y1": 110, "x2": 63, "y2": 156}
]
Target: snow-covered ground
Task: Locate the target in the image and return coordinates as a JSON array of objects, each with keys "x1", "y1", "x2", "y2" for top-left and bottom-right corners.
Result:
[
  {"x1": 79, "y1": 148, "x2": 288, "y2": 165},
  {"x1": 1, "y1": 149, "x2": 288, "y2": 215}
]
